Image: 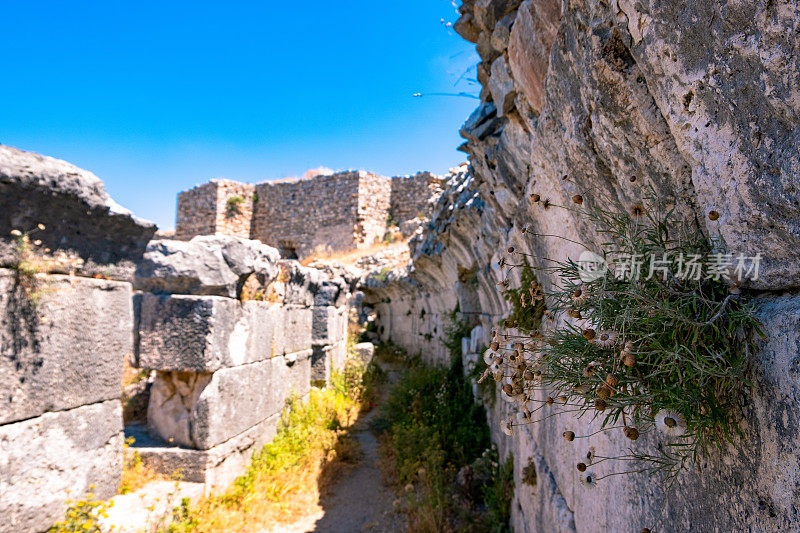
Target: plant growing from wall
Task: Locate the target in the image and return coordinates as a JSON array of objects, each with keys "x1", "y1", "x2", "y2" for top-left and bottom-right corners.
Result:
[
  {"x1": 481, "y1": 194, "x2": 762, "y2": 484},
  {"x1": 225, "y1": 195, "x2": 246, "y2": 217}
]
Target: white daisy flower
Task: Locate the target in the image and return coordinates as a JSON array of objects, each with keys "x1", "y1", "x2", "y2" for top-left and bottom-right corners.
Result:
[
  {"x1": 594, "y1": 330, "x2": 617, "y2": 349},
  {"x1": 655, "y1": 409, "x2": 687, "y2": 437},
  {"x1": 580, "y1": 471, "x2": 597, "y2": 489},
  {"x1": 483, "y1": 349, "x2": 497, "y2": 365}
]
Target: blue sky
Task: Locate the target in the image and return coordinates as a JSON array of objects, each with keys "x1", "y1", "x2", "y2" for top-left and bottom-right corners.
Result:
[{"x1": 0, "y1": 1, "x2": 478, "y2": 229}]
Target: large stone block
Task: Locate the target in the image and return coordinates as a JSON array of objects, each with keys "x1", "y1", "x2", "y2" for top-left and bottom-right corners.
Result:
[
  {"x1": 0, "y1": 270, "x2": 131, "y2": 425},
  {"x1": 0, "y1": 145, "x2": 156, "y2": 280},
  {"x1": 134, "y1": 235, "x2": 280, "y2": 298},
  {"x1": 137, "y1": 294, "x2": 282, "y2": 372},
  {"x1": 147, "y1": 351, "x2": 310, "y2": 450},
  {"x1": 130, "y1": 413, "x2": 280, "y2": 491},
  {"x1": 312, "y1": 305, "x2": 348, "y2": 344},
  {"x1": 276, "y1": 305, "x2": 312, "y2": 356},
  {"x1": 0, "y1": 400, "x2": 123, "y2": 533},
  {"x1": 311, "y1": 341, "x2": 348, "y2": 384}
]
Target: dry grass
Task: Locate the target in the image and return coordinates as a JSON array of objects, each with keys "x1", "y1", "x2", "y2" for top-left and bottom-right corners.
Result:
[{"x1": 119, "y1": 438, "x2": 168, "y2": 495}]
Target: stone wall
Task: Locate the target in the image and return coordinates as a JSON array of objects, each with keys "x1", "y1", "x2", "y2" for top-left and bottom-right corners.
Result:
[
  {"x1": 364, "y1": 0, "x2": 800, "y2": 530},
  {"x1": 252, "y1": 172, "x2": 363, "y2": 258},
  {"x1": 132, "y1": 235, "x2": 352, "y2": 490},
  {"x1": 389, "y1": 171, "x2": 446, "y2": 225},
  {"x1": 175, "y1": 180, "x2": 255, "y2": 241},
  {"x1": 0, "y1": 145, "x2": 155, "y2": 532},
  {"x1": 176, "y1": 170, "x2": 446, "y2": 259}
]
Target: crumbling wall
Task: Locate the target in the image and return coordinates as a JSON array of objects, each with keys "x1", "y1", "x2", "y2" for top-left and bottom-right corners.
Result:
[
  {"x1": 175, "y1": 180, "x2": 255, "y2": 241},
  {"x1": 132, "y1": 235, "x2": 352, "y2": 490},
  {"x1": 0, "y1": 145, "x2": 155, "y2": 532},
  {"x1": 365, "y1": 0, "x2": 800, "y2": 530},
  {"x1": 389, "y1": 171, "x2": 446, "y2": 225}
]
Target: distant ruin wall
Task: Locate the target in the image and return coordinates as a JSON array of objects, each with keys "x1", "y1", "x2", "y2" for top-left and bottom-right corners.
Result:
[
  {"x1": 175, "y1": 180, "x2": 254, "y2": 240},
  {"x1": 251, "y1": 172, "x2": 363, "y2": 258},
  {"x1": 389, "y1": 172, "x2": 446, "y2": 225},
  {"x1": 356, "y1": 172, "x2": 392, "y2": 247}
]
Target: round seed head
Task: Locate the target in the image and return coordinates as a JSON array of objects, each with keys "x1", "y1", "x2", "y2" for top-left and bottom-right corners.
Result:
[
  {"x1": 594, "y1": 399, "x2": 607, "y2": 411},
  {"x1": 622, "y1": 352, "x2": 636, "y2": 368},
  {"x1": 572, "y1": 194, "x2": 584, "y2": 205},
  {"x1": 576, "y1": 462, "x2": 587, "y2": 472},
  {"x1": 605, "y1": 374, "x2": 619, "y2": 387},
  {"x1": 582, "y1": 328, "x2": 596, "y2": 341},
  {"x1": 596, "y1": 384, "x2": 612, "y2": 400},
  {"x1": 530, "y1": 193, "x2": 541, "y2": 203},
  {"x1": 562, "y1": 431, "x2": 575, "y2": 442},
  {"x1": 624, "y1": 426, "x2": 640, "y2": 441},
  {"x1": 708, "y1": 210, "x2": 720, "y2": 221}
]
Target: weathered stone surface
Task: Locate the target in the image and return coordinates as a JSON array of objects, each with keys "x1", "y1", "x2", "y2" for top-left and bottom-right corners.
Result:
[
  {"x1": 0, "y1": 400, "x2": 123, "y2": 533},
  {"x1": 277, "y1": 305, "x2": 313, "y2": 356},
  {"x1": 134, "y1": 236, "x2": 280, "y2": 298},
  {"x1": 311, "y1": 305, "x2": 348, "y2": 344},
  {"x1": 0, "y1": 269, "x2": 131, "y2": 424},
  {"x1": 147, "y1": 351, "x2": 310, "y2": 450},
  {"x1": 311, "y1": 341, "x2": 348, "y2": 383},
  {"x1": 507, "y1": 0, "x2": 561, "y2": 113},
  {"x1": 352, "y1": 342, "x2": 374, "y2": 365},
  {"x1": 488, "y1": 56, "x2": 516, "y2": 115},
  {"x1": 137, "y1": 294, "x2": 281, "y2": 372},
  {"x1": 0, "y1": 145, "x2": 156, "y2": 280},
  {"x1": 101, "y1": 480, "x2": 205, "y2": 533},
  {"x1": 130, "y1": 412, "x2": 280, "y2": 490},
  {"x1": 366, "y1": 0, "x2": 800, "y2": 529}
]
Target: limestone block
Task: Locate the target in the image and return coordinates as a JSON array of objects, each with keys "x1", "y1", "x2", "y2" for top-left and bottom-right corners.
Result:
[
  {"x1": 353, "y1": 342, "x2": 374, "y2": 365},
  {"x1": 137, "y1": 294, "x2": 281, "y2": 372},
  {"x1": 0, "y1": 145, "x2": 156, "y2": 280},
  {"x1": 147, "y1": 352, "x2": 308, "y2": 450},
  {"x1": 0, "y1": 400, "x2": 123, "y2": 533},
  {"x1": 0, "y1": 270, "x2": 131, "y2": 425},
  {"x1": 312, "y1": 305, "x2": 348, "y2": 344},
  {"x1": 276, "y1": 305, "x2": 312, "y2": 356},
  {"x1": 132, "y1": 412, "x2": 280, "y2": 490},
  {"x1": 488, "y1": 56, "x2": 516, "y2": 115},
  {"x1": 134, "y1": 235, "x2": 280, "y2": 298},
  {"x1": 101, "y1": 480, "x2": 205, "y2": 533}
]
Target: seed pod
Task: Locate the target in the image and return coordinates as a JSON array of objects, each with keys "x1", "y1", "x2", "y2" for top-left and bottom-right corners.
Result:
[
  {"x1": 596, "y1": 384, "x2": 612, "y2": 400},
  {"x1": 502, "y1": 384, "x2": 514, "y2": 396},
  {"x1": 576, "y1": 462, "x2": 587, "y2": 472},
  {"x1": 708, "y1": 210, "x2": 720, "y2": 221},
  {"x1": 605, "y1": 374, "x2": 619, "y2": 387},
  {"x1": 530, "y1": 193, "x2": 541, "y2": 203},
  {"x1": 622, "y1": 352, "x2": 636, "y2": 368},
  {"x1": 563, "y1": 431, "x2": 575, "y2": 442},
  {"x1": 559, "y1": 395, "x2": 568, "y2": 404},
  {"x1": 594, "y1": 399, "x2": 607, "y2": 411},
  {"x1": 546, "y1": 396, "x2": 554, "y2": 405},
  {"x1": 508, "y1": 246, "x2": 515, "y2": 254},
  {"x1": 572, "y1": 194, "x2": 583, "y2": 205},
  {"x1": 523, "y1": 369, "x2": 535, "y2": 381},
  {"x1": 582, "y1": 328, "x2": 596, "y2": 341},
  {"x1": 624, "y1": 427, "x2": 640, "y2": 441},
  {"x1": 567, "y1": 309, "x2": 582, "y2": 319}
]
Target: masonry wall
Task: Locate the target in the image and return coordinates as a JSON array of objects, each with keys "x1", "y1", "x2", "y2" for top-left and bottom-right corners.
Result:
[
  {"x1": 0, "y1": 145, "x2": 155, "y2": 533},
  {"x1": 356, "y1": 172, "x2": 392, "y2": 248},
  {"x1": 389, "y1": 172, "x2": 445, "y2": 225},
  {"x1": 176, "y1": 180, "x2": 255, "y2": 241},
  {"x1": 132, "y1": 236, "x2": 351, "y2": 490},
  {"x1": 252, "y1": 172, "x2": 366, "y2": 259}
]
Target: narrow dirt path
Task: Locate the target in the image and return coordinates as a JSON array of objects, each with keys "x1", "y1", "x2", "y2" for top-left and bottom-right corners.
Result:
[{"x1": 270, "y1": 363, "x2": 405, "y2": 533}]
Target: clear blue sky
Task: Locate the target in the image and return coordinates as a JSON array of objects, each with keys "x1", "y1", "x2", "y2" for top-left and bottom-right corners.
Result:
[{"x1": 0, "y1": 1, "x2": 478, "y2": 229}]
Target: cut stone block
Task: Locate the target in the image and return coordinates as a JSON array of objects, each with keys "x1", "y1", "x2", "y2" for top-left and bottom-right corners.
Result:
[
  {"x1": 276, "y1": 305, "x2": 312, "y2": 356},
  {"x1": 130, "y1": 412, "x2": 280, "y2": 491},
  {"x1": 311, "y1": 341, "x2": 348, "y2": 384},
  {"x1": 0, "y1": 400, "x2": 123, "y2": 533},
  {"x1": 0, "y1": 270, "x2": 131, "y2": 424},
  {"x1": 312, "y1": 305, "x2": 348, "y2": 344},
  {"x1": 101, "y1": 480, "x2": 205, "y2": 533},
  {"x1": 353, "y1": 342, "x2": 375, "y2": 365},
  {"x1": 137, "y1": 294, "x2": 282, "y2": 372},
  {"x1": 147, "y1": 351, "x2": 311, "y2": 450},
  {"x1": 134, "y1": 236, "x2": 280, "y2": 298}
]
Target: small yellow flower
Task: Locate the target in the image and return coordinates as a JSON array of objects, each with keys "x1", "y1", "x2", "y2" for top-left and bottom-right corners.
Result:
[
  {"x1": 37, "y1": 223, "x2": 46, "y2": 230},
  {"x1": 10, "y1": 229, "x2": 22, "y2": 237}
]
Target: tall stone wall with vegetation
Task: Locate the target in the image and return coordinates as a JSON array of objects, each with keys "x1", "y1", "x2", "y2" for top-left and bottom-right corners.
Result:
[
  {"x1": 0, "y1": 145, "x2": 156, "y2": 532},
  {"x1": 364, "y1": 0, "x2": 800, "y2": 531},
  {"x1": 175, "y1": 179, "x2": 255, "y2": 240}
]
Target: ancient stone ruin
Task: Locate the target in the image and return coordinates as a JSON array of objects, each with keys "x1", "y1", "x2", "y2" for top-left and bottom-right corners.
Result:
[
  {"x1": 175, "y1": 171, "x2": 445, "y2": 259},
  {"x1": 2, "y1": 0, "x2": 800, "y2": 530}
]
